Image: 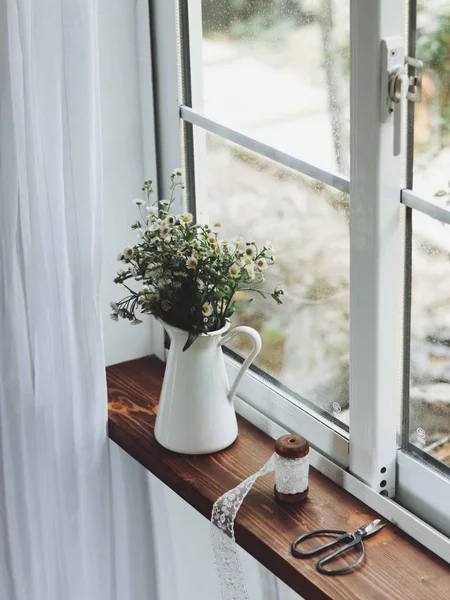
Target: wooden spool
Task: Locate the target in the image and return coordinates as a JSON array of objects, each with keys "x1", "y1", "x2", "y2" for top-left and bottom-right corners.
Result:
[{"x1": 274, "y1": 435, "x2": 310, "y2": 505}]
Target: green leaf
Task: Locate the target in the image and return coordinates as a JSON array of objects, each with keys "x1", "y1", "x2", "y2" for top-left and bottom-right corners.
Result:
[
  {"x1": 234, "y1": 298, "x2": 253, "y2": 312},
  {"x1": 183, "y1": 331, "x2": 198, "y2": 352}
]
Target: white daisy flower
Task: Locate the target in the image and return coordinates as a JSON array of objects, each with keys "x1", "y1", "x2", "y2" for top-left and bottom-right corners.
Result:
[
  {"x1": 171, "y1": 168, "x2": 183, "y2": 177},
  {"x1": 186, "y1": 255, "x2": 198, "y2": 269},
  {"x1": 265, "y1": 240, "x2": 274, "y2": 251},
  {"x1": 166, "y1": 215, "x2": 176, "y2": 225},
  {"x1": 245, "y1": 265, "x2": 256, "y2": 280},
  {"x1": 244, "y1": 257, "x2": 254, "y2": 266},
  {"x1": 133, "y1": 198, "x2": 144, "y2": 206},
  {"x1": 256, "y1": 257, "x2": 268, "y2": 270},
  {"x1": 197, "y1": 279, "x2": 205, "y2": 290},
  {"x1": 123, "y1": 247, "x2": 134, "y2": 258},
  {"x1": 232, "y1": 237, "x2": 241, "y2": 246},
  {"x1": 244, "y1": 246, "x2": 256, "y2": 258},
  {"x1": 212, "y1": 221, "x2": 222, "y2": 230},
  {"x1": 207, "y1": 233, "x2": 216, "y2": 244},
  {"x1": 202, "y1": 302, "x2": 213, "y2": 316},
  {"x1": 180, "y1": 212, "x2": 193, "y2": 223},
  {"x1": 229, "y1": 263, "x2": 241, "y2": 278},
  {"x1": 146, "y1": 206, "x2": 158, "y2": 216}
]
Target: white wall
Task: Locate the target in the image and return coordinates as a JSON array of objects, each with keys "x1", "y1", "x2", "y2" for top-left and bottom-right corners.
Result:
[
  {"x1": 110, "y1": 443, "x2": 304, "y2": 600},
  {"x1": 98, "y1": 0, "x2": 158, "y2": 366},
  {"x1": 151, "y1": 470, "x2": 304, "y2": 600}
]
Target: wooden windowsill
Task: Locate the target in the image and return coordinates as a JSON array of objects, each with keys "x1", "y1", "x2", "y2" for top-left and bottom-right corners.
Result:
[{"x1": 107, "y1": 356, "x2": 450, "y2": 600}]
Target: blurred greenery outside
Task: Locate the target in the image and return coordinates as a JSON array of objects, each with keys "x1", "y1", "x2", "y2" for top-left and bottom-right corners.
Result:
[{"x1": 198, "y1": 0, "x2": 450, "y2": 462}]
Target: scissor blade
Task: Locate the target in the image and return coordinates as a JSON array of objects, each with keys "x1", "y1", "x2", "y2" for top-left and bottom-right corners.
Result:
[{"x1": 356, "y1": 519, "x2": 386, "y2": 538}]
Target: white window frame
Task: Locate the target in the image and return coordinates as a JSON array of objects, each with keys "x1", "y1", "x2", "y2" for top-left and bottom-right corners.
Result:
[{"x1": 148, "y1": 0, "x2": 450, "y2": 563}]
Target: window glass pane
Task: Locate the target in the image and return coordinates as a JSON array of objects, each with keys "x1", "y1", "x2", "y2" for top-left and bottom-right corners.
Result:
[
  {"x1": 410, "y1": 211, "x2": 450, "y2": 466},
  {"x1": 412, "y1": 2, "x2": 450, "y2": 201},
  {"x1": 203, "y1": 131, "x2": 349, "y2": 423},
  {"x1": 198, "y1": 0, "x2": 350, "y2": 175}
]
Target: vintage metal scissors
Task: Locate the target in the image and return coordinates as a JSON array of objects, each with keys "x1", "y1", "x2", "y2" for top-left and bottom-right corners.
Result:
[{"x1": 291, "y1": 519, "x2": 385, "y2": 575}]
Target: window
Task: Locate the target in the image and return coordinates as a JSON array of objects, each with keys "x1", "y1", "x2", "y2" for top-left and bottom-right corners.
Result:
[
  {"x1": 405, "y1": 1, "x2": 450, "y2": 472},
  {"x1": 205, "y1": 133, "x2": 350, "y2": 427},
  {"x1": 150, "y1": 0, "x2": 450, "y2": 555},
  {"x1": 409, "y1": 213, "x2": 450, "y2": 468},
  {"x1": 197, "y1": 0, "x2": 350, "y2": 175}
]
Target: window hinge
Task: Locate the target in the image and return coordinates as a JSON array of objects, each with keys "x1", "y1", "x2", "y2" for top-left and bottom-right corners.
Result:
[{"x1": 381, "y1": 38, "x2": 423, "y2": 156}]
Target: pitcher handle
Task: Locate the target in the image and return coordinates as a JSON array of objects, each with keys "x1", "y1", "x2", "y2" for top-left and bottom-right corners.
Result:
[{"x1": 219, "y1": 326, "x2": 262, "y2": 403}]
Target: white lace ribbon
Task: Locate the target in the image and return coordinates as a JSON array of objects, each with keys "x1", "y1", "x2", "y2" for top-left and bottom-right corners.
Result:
[
  {"x1": 274, "y1": 453, "x2": 309, "y2": 494},
  {"x1": 211, "y1": 452, "x2": 309, "y2": 600}
]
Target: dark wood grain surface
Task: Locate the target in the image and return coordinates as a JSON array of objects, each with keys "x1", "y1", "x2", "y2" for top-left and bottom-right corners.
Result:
[{"x1": 107, "y1": 356, "x2": 450, "y2": 600}]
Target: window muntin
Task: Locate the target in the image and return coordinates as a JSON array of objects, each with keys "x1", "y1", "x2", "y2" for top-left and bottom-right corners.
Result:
[
  {"x1": 203, "y1": 132, "x2": 349, "y2": 422},
  {"x1": 197, "y1": 0, "x2": 350, "y2": 174}
]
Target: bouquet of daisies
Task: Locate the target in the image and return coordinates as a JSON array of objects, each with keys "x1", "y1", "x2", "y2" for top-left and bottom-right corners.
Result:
[{"x1": 111, "y1": 170, "x2": 283, "y2": 350}]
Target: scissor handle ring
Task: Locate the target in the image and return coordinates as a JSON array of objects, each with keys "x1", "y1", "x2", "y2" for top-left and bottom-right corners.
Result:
[
  {"x1": 317, "y1": 540, "x2": 366, "y2": 576},
  {"x1": 291, "y1": 530, "x2": 349, "y2": 558}
]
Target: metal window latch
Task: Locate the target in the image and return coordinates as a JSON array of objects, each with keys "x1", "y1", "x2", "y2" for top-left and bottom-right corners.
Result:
[
  {"x1": 381, "y1": 38, "x2": 423, "y2": 156},
  {"x1": 405, "y1": 56, "x2": 423, "y2": 103}
]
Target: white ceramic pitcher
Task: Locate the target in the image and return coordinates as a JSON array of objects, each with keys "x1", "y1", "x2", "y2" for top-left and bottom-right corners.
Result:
[{"x1": 154, "y1": 319, "x2": 262, "y2": 454}]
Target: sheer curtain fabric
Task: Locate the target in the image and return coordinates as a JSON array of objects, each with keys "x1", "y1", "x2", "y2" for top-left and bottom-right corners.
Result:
[{"x1": 0, "y1": 1, "x2": 113, "y2": 598}]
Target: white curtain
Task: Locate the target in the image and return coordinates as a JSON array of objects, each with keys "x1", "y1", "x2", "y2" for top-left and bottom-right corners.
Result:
[{"x1": 0, "y1": 1, "x2": 123, "y2": 598}]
